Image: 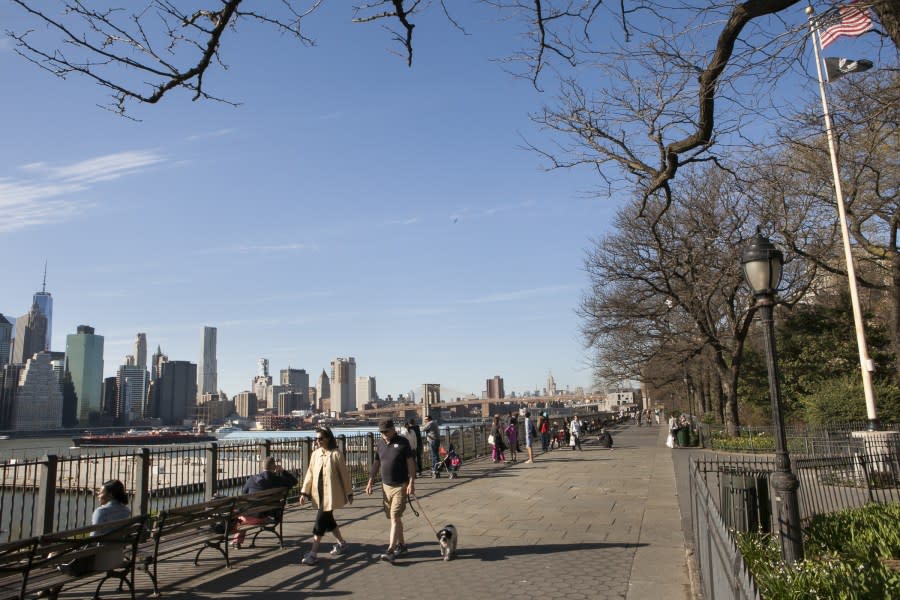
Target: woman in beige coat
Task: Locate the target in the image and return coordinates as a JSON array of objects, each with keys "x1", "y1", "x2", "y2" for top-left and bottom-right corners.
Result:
[{"x1": 299, "y1": 427, "x2": 354, "y2": 565}]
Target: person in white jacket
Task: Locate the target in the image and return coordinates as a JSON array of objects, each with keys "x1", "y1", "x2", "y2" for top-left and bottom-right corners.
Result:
[
  {"x1": 299, "y1": 427, "x2": 354, "y2": 565},
  {"x1": 569, "y1": 415, "x2": 584, "y2": 451}
]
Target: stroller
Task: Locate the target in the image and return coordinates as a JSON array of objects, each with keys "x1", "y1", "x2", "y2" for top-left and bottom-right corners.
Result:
[{"x1": 432, "y1": 444, "x2": 462, "y2": 479}]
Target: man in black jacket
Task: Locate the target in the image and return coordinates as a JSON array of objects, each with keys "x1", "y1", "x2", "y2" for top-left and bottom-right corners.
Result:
[{"x1": 232, "y1": 456, "x2": 297, "y2": 547}]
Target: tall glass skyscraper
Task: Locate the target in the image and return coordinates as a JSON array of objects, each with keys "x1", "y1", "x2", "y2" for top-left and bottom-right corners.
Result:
[
  {"x1": 198, "y1": 326, "x2": 217, "y2": 399},
  {"x1": 32, "y1": 264, "x2": 52, "y2": 351},
  {"x1": 0, "y1": 315, "x2": 12, "y2": 367},
  {"x1": 65, "y1": 325, "x2": 104, "y2": 424}
]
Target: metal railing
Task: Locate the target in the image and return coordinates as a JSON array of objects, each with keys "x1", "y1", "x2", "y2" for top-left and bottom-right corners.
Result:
[{"x1": 0, "y1": 422, "x2": 498, "y2": 543}]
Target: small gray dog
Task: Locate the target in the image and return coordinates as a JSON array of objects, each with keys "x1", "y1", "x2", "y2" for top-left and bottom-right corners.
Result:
[{"x1": 437, "y1": 525, "x2": 457, "y2": 561}]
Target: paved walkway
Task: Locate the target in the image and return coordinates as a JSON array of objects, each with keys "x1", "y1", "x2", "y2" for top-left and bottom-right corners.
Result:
[{"x1": 71, "y1": 424, "x2": 695, "y2": 599}]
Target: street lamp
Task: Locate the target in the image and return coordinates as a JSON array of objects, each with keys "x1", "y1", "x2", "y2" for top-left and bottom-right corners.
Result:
[{"x1": 741, "y1": 231, "x2": 804, "y2": 564}]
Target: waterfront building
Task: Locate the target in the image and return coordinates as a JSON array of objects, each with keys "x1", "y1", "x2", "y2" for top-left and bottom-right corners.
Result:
[
  {"x1": 330, "y1": 357, "x2": 356, "y2": 414},
  {"x1": 155, "y1": 360, "x2": 197, "y2": 425},
  {"x1": 65, "y1": 325, "x2": 104, "y2": 424},
  {"x1": 316, "y1": 369, "x2": 330, "y2": 411},
  {"x1": 276, "y1": 391, "x2": 303, "y2": 415},
  {"x1": 356, "y1": 376, "x2": 376, "y2": 410},
  {"x1": 102, "y1": 376, "x2": 118, "y2": 420},
  {"x1": 486, "y1": 375, "x2": 505, "y2": 399},
  {"x1": 134, "y1": 333, "x2": 147, "y2": 370},
  {"x1": 197, "y1": 326, "x2": 217, "y2": 401},
  {"x1": 12, "y1": 303, "x2": 48, "y2": 365},
  {"x1": 280, "y1": 368, "x2": 309, "y2": 407},
  {"x1": 14, "y1": 352, "x2": 63, "y2": 430},
  {"x1": 151, "y1": 345, "x2": 167, "y2": 382},
  {"x1": 308, "y1": 387, "x2": 317, "y2": 411},
  {"x1": 117, "y1": 362, "x2": 149, "y2": 421},
  {"x1": 0, "y1": 314, "x2": 12, "y2": 367},
  {"x1": 233, "y1": 390, "x2": 258, "y2": 418}
]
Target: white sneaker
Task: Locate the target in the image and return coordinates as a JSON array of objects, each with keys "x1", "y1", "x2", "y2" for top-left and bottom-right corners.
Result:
[
  {"x1": 301, "y1": 552, "x2": 318, "y2": 565},
  {"x1": 329, "y1": 542, "x2": 348, "y2": 556}
]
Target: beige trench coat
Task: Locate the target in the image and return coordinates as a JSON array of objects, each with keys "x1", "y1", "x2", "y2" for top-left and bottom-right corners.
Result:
[{"x1": 300, "y1": 447, "x2": 352, "y2": 511}]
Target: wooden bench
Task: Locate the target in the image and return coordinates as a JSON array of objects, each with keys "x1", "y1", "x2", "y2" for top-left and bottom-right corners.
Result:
[
  {"x1": 138, "y1": 495, "x2": 234, "y2": 597},
  {"x1": 228, "y1": 487, "x2": 291, "y2": 549},
  {"x1": 0, "y1": 515, "x2": 147, "y2": 600}
]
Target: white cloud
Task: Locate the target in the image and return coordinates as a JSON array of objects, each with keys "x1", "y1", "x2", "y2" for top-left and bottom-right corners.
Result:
[
  {"x1": 385, "y1": 217, "x2": 419, "y2": 226},
  {"x1": 184, "y1": 128, "x2": 235, "y2": 142},
  {"x1": 462, "y1": 285, "x2": 578, "y2": 304},
  {"x1": 197, "y1": 242, "x2": 318, "y2": 254},
  {"x1": 0, "y1": 150, "x2": 166, "y2": 232}
]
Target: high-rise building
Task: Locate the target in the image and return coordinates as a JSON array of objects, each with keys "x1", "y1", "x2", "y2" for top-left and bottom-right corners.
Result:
[
  {"x1": 102, "y1": 376, "x2": 119, "y2": 420},
  {"x1": 13, "y1": 352, "x2": 63, "y2": 431},
  {"x1": 330, "y1": 357, "x2": 356, "y2": 414},
  {"x1": 0, "y1": 315, "x2": 12, "y2": 367},
  {"x1": 233, "y1": 391, "x2": 258, "y2": 418},
  {"x1": 253, "y1": 358, "x2": 273, "y2": 410},
  {"x1": 151, "y1": 345, "x2": 167, "y2": 382},
  {"x1": 197, "y1": 326, "x2": 217, "y2": 400},
  {"x1": 486, "y1": 376, "x2": 505, "y2": 400},
  {"x1": 547, "y1": 371, "x2": 557, "y2": 396},
  {"x1": 65, "y1": 325, "x2": 105, "y2": 424},
  {"x1": 154, "y1": 360, "x2": 197, "y2": 425},
  {"x1": 316, "y1": 369, "x2": 330, "y2": 411},
  {"x1": 0, "y1": 364, "x2": 22, "y2": 429},
  {"x1": 32, "y1": 263, "x2": 53, "y2": 351},
  {"x1": 117, "y1": 362, "x2": 148, "y2": 421},
  {"x1": 356, "y1": 376, "x2": 376, "y2": 410},
  {"x1": 134, "y1": 333, "x2": 147, "y2": 370},
  {"x1": 13, "y1": 303, "x2": 48, "y2": 365},
  {"x1": 280, "y1": 368, "x2": 308, "y2": 407}
]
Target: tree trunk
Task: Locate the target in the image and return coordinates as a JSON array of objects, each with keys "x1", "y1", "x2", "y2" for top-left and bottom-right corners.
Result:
[
  {"x1": 872, "y1": 0, "x2": 900, "y2": 49},
  {"x1": 892, "y1": 248, "x2": 900, "y2": 382},
  {"x1": 713, "y1": 351, "x2": 741, "y2": 436}
]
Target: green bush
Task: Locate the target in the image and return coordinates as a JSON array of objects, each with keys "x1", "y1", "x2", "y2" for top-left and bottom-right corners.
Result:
[
  {"x1": 736, "y1": 503, "x2": 900, "y2": 599},
  {"x1": 800, "y1": 376, "x2": 900, "y2": 425}
]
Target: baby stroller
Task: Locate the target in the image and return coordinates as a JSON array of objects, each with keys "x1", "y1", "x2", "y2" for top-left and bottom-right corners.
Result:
[{"x1": 432, "y1": 444, "x2": 462, "y2": 479}]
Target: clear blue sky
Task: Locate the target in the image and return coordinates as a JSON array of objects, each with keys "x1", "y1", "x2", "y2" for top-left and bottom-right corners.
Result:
[{"x1": 0, "y1": 3, "x2": 621, "y2": 399}]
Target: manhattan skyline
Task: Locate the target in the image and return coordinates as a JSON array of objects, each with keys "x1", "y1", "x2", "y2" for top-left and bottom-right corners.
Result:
[{"x1": 0, "y1": 4, "x2": 616, "y2": 399}]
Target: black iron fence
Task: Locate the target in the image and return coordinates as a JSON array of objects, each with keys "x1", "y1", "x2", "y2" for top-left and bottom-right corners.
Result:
[{"x1": 0, "y1": 423, "x2": 496, "y2": 543}]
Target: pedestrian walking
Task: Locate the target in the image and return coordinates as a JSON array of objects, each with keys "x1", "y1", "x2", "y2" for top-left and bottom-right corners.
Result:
[
  {"x1": 569, "y1": 414, "x2": 584, "y2": 451},
  {"x1": 490, "y1": 415, "x2": 507, "y2": 463},
  {"x1": 504, "y1": 418, "x2": 518, "y2": 463},
  {"x1": 524, "y1": 411, "x2": 536, "y2": 463},
  {"x1": 365, "y1": 418, "x2": 416, "y2": 564},
  {"x1": 299, "y1": 427, "x2": 353, "y2": 565},
  {"x1": 422, "y1": 414, "x2": 441, "y2": 472}
]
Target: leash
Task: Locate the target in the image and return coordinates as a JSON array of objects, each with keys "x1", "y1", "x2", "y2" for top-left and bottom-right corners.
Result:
[{"x1": 408, "y1": 494, "x2": 439, "y2": 536}]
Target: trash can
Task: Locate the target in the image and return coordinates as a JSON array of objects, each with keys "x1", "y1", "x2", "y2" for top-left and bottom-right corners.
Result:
[
  {"x1": 677, "y1": 427, "x2": 689, "y2": 448},
  {"x1": 719, "y1": 468, "x2": 771, "y2": 533}
]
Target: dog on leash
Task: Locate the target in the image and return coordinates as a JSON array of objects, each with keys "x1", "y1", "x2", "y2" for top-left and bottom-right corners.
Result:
[{"x1": 437, "y1": 525, "x2": 457, "y2": 561}]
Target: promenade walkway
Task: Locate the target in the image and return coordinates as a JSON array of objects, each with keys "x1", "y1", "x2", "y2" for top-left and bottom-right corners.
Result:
[{"x1": 64, "y1": 424, "x2": 694, "y2": 599}]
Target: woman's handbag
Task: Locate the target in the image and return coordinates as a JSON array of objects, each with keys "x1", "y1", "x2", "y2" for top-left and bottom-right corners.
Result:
[{"x1": 487, "y1": 434, "x2": 496, "y2": 445}]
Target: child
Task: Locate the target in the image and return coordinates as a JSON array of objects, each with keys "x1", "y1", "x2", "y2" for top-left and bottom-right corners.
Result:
[{"x1": 446, "y1": 444, "x2": 461, "y2": 479}]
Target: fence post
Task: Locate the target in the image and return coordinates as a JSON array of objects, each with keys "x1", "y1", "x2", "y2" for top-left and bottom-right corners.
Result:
[
  {"x1": 858, "y1": 451, "x2": 875, "y2": 504},
  {"x1": 366, "y1": 432, "x2": 375, "y2": 469},
  {"x1": 261, "y1": 440, "x2": 272, "y2": 461},
  {"x1": 459, "y1": 424, "x2": 466, "y2": 459},
  {"x1": 134, "y1": 448, "x2": 151, "y2": 516},
  {"x1": 205, "y1": 443, "x2": 218, "y2": 500},
  {"x1": 338, "y1": 434, "x2": 347, "y2": 457},
  {"x1": 35, "y1": 454, "x2": 57, "y2": 535}
]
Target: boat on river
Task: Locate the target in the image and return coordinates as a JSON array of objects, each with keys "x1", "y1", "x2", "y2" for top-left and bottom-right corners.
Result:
[{"x1": 71, "y1": 428, "x2": 216, "y2": 447}]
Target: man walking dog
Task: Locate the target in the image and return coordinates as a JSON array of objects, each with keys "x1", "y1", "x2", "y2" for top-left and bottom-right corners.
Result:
[{"x1": 366, "y1": 418, "x2": 417, "y2": 564}]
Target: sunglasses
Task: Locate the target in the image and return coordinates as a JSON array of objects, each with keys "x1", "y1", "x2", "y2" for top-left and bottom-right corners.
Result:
[{"x1": 315, "y1": 437, "x2": 326, "y2": 442}]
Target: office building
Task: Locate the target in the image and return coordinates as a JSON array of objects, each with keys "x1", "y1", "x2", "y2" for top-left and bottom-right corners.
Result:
[
  {"x1": 253, "y1": 358, "x2": 273, "y2": 410},
  {"x1": 102, "y1": 376, "x2": 118, "y2": 420},
  {"x1": 117, "y1": 363, "x2": 149, "y2": 421},
  {"x1": 32, "y1": 264, "x2": 53, "y2": 351},
  {"x1": 330, "y1": 357, "x2": 356, "y2": 414},
  {"x1": 13, "y1": 303, "x2": 48, "y2": 365},
  {"x1": 134, "y1": 333, "x2": 147, "y2": 370},
  {"x1": 13, "y1": 352, "x2": 63, "y2": 431},
  {"x1": 316, "y1": 369, "x2": 330, "y2": 411},
  {"x1": 276, "y1": 391, "x2": 303, "y2": 415},
  {"x1": 547, "y1": 372, "x2": 557, "y2": 396},
  {"x1": 0, "y1": 315, "x2": 12, "y2": 367},
  {"x1": 154, "y1": 360, "x2": 197, "y2": 425},
  {"x1": 0, "y1": 364, "x2": 22, "y2": 429},
  {"x1": 486, "y1": 376, "x2": 505, "y2": 399},
  {"x1": 356, "y1": 376, "x2": 376, "y2": 410},
  {"x1": 233, "y1": 391, "x2": 258, "y2": 418},
  {"x1": 151, "y1": 345, "x2": 167, "y2": 382},
  {"x1": 280, "y1": 368, "x2": 308, "y2": 407},
  {"x1": 65, "y1": 325, "x2": 104, "y2": 424},
  {"x1": 197, "y1": 326, "x2": 217, "y2": 400}
]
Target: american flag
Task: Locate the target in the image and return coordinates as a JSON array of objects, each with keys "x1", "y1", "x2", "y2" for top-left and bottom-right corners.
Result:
[{"x1": 818, "y1": 2, "x2": 874, "y2": 48}]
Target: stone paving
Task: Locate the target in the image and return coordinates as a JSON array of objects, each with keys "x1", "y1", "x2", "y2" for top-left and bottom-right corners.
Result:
[{"x1": 61, "y1": 423, "x2": 694, "y2": 599}]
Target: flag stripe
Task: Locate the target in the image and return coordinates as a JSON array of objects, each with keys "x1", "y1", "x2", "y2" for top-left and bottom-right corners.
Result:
[{"x1": 819, "y1": 3, "x2": 874, "y2": 48}]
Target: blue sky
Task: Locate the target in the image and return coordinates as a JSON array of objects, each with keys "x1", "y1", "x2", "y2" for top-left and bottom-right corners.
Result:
[{"x1": 0, "y1": 3, "x2": 621, "y2": 399}]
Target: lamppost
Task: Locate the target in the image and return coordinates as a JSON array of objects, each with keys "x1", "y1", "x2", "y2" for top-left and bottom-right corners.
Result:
[{"x1": 741, "y1": 231, "x2": 804, "y2": 564}]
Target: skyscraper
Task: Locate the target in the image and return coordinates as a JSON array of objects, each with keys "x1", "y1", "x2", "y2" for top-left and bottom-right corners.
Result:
[
  {"x1": 65, "y1": 325, "x2": 105, "y2": 424},
  {"x1": 134, "y1": 333, "x2": 147, "y2": 370},
  {"x1": 13, "y1": 303, "x2": 48, "y2": 365},
  {"x1": 32, "y1": 263, "x2": 53, "y2": 351},
  {"x1": 316, "y1": 369, "x2": 330, "y2": 411},
  {"x1": 280, "y1": 368, "x2": 309, "y2": 408},
  {"x1": 253, "y1": 358, "x2": 273, "y2": 410},
  {"x1": 0, "y1": 315, "x2": 12, "y2": 367},
  {"x1": 198, "y1": 326, "x2": 217, "y2": 399},
  {"x1": 330, "y1": 357, "x2": 356, "y2": 414},
  {"x1": 486, "y1": 376, "x2": 505, "y2": 400},
  {"x1": 154, "y1": 360, "x2": 197, "y2": 425},
  {"x1": 356, "y1": 376, "x2": 376, "y2": 410},
  {"x1": 13, "y1": 352, "x2": 63, "y2": 431},
  {"x1": 117, "y1": 360, "x2": 148, "y2": 421}
]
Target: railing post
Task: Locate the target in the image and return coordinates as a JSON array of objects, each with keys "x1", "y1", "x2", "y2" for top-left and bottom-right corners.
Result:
[
  {"x1": 459, "y1": 425, "x2": 466, "y2": 458},
  {"x1": 366, "y1": 432, "x2": 375, "y2": 470},
  {"x1": 134, "y1": 448, "x2": 151, "y2": 516},
  {"x1": 205, "y1": 443, "x2": 218, "y2": 500},
  {"x1": 35, "y1": 454, "x2": 57, "y2": 535},
  {"x1": 303, "y1": 437, "x2": 313, "y2": 474},
  {"x1": 338, "y1": 434, "x2": 347, "y2": 457},
  {"x1": 261, "y1": 440, "x2": 272, "y2": 461}
]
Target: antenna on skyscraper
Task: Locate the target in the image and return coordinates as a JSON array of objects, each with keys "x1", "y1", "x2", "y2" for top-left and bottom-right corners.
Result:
[{"x1": 41, "y1": 261, "x2": 47, "y2": 293}]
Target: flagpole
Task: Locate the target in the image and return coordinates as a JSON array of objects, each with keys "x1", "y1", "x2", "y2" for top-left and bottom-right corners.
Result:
[{"x1": 806, "y1": 6, "x2": 879, "y2": 430}]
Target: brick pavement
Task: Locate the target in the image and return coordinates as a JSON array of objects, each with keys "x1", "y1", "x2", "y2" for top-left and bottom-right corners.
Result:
[{"x1": 64, "y1": 423, "x2": 694, "y2": 599}]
